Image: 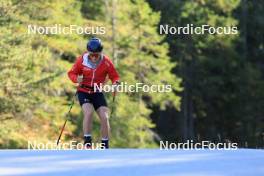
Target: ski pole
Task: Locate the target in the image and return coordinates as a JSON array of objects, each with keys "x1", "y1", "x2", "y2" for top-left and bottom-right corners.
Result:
[
  {"x1": 56, "y1": 92, "x2": 77, "y2": 146},
  {"x1": 109, "y1": 91, "x2": 116, "y2": 119}
]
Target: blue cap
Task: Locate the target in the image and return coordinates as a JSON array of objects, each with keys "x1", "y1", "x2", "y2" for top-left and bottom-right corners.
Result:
[{"x1": 87, "y1": 37, "x2": 103, "y2": 52}]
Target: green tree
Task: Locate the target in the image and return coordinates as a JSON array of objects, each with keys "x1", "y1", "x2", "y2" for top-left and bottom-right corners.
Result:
[
  {"x1": 148, "y1": 0, "x2": 264, "y2": 147},
  {"x1": 0, "y1": 0, "x2": 85, "y2": 148},
  {"x1": 80, "y1": 0, "x2": 181, "y2": 147},
  {"x1": 0, "y1": 0, "x2": 181, "y2": 148}
]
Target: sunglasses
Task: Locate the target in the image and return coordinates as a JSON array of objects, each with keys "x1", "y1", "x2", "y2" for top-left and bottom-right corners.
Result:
[{"x1": 89, "y1": 52, "x2": 101, "y2": 58}]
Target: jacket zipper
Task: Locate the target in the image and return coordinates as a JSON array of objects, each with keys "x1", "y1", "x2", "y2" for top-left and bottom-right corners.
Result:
[
  {"x1": 91, "y1": 69, "x2": 96, "y2": 87},
  {"x1": 89, "y1": 56, "x2": 103, "y2": 87}
]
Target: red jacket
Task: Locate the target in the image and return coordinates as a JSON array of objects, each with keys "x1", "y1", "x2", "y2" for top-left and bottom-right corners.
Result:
[{"x1": 68, "y1": 52, "x2": 119, "y2": 93}]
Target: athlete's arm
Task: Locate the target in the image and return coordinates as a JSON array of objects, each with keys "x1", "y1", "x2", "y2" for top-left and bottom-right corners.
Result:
[
  {"x1": 68, "y1": 57, "x2": 82, "y2": 83},
  {"x1": 107, "y1": 60, "x2": 120, "y2": 84}
]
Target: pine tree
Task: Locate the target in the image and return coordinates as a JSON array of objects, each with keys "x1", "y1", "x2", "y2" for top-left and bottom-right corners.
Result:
[{"x1": 81, "y1": 0, "x2": 182, "y2": 147}]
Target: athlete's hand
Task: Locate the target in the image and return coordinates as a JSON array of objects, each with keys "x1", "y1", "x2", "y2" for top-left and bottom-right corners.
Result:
[
  {"x1": 77, "y1": 75, "x2": 83, "y2": 84},
  {"x1": 112, "y1": 81, "x2": 120, "y2": 95}
]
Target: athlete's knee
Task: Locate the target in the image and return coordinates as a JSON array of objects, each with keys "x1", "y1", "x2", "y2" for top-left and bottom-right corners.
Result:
[
  {"x1": 100, "y1": 113, "x2": 109, "y2": 122},
  {"x1": 97, "y1": 106, "x2": 109, "y2": 120},
  {"x1": 83, "y1": 109, "x2": 93, "y2": 118},
  {"x1": 82, "y1": 104, "x2": 93, "y2": 117}
]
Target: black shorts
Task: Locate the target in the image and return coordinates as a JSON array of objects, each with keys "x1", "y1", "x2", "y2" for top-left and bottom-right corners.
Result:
[{"x1": 77, "y1": 91, "x2": 107, "y2": 110}]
